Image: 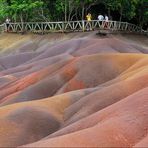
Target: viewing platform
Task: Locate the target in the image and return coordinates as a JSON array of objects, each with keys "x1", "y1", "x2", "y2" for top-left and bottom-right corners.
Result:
[{"x1": 0, "y1": 20, "x2": 147, "y2": 35}]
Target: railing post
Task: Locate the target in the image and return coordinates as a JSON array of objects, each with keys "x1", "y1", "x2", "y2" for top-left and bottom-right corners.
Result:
[
  {"x1": 82, "y1": 20, "x2": 85, "y2": 32},
  {"x1": 125, "y1": 22, "x2": 128, "y2": 31},
  {"x1": 114, "y1": 21, "x2": 117, "y2": 31},
  {"x1": 3, "y1": 23, "x2": 6, "y2": 32},
  {"x1": 0, "y1": 23, "x2": 5, "y2": 33},
  {"x1": 41, "y1": 22, "x2": 44, "y2": 34},
  {"x1": 0, "y1": 25, "x2": 2, "y2": 33},
  {"x1": 62, "y1": 22, "x2": 65, "y2": 32},
  {"x1": 21, "y1": 22, "x2": 24, "y2": 33},
  {"x1": 3, "y1": 23, "x2": 7, "y2": 32}
]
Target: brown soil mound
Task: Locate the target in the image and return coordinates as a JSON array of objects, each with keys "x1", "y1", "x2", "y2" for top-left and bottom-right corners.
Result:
[{"x1": 0, "y1": 33, "x2": 147, "y2": 147}]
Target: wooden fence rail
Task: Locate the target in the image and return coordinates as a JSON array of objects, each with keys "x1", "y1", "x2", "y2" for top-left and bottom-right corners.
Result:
[
  {"x1": 0, "y1": 24, "x2": 5, "y2": 33},
  {"x1": 0, "y1": 20, "x2": 146, "y2": 34}
]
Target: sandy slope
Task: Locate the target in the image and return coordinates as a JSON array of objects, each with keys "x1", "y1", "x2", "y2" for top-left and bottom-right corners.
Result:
[{"x1": 0, "y1": 32, "x2": 147, "y2": 147}]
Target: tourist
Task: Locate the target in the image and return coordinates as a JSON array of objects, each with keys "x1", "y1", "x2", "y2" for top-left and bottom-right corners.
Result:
[
  {"x1": 104, "y1": 14, "x2": 109, "y2": 29},
  {"x1": 5, "y1": 17, "x2": 11, "y2": 32},
  {"x1": 98, "y1": 14, "x2": 104, "y2": 21},
  {"x1": 105, "y1": 15, "x2": 109, "y2": 22},
  {"x1": 86, "y1": 13, "x2": 92, "y2": 21},
  {"x1": 86, "y1": 13, "x2": 92, "y2": 31}
]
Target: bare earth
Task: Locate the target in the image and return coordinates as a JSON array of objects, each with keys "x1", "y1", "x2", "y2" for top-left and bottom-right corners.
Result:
[{"x1": 0, "y1": 32, "x2": 148, "y2": 147}]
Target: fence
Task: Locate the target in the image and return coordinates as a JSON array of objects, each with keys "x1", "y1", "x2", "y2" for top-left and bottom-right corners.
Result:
[{"x1": 1, "y1": 20, "x2": 146, "y2": 34}]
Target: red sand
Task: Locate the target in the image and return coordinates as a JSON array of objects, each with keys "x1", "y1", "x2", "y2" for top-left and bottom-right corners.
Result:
[{"x1": 0, "y1": 33, "x2": 147, "y2": 147}]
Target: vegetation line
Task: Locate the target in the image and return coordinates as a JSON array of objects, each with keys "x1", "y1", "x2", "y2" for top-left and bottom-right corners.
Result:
[{"x1": 0, "y1": 0, "x2": 147, "y2": 30}]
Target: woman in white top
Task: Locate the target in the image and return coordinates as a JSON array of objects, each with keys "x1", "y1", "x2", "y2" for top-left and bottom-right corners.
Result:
[
  {"x1": 98, "y1": 14, "x2": 104, "y2": 21},
  {"x1": 105, "y1": 15, "x2": 109, "y2": 21},
  {"x1": 5, "y1": 17, "x2": 11, "y2": 32}
]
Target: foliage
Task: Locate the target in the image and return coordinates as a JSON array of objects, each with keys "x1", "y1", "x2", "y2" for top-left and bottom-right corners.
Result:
[
  {"x1": 0, "y1": 0, "x2": 147, "y2": 28},
  {"x1": 136, "y1": 0, "x2": 148, "y2": 27},
  {"x1": 0, "y1": 0, "x2": 44, "y2": 22}
]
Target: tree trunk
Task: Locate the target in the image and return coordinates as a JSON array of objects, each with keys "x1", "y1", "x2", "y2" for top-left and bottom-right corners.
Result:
[
  {"x1": 82, "y1": 4, "x2": 85, "y2": 20},
  {"x1": 14, "y1": 13, "x2": 17, "y2": 23},
  {"x1": 108, "y1": 8, "x2": 111, "y2": 19},
  {"x1": 76, "y1": 8, "x2": 79, "y2": 21},
  {"x1": 40, "y1": 8, "x2": 49, "y2": 22},
  {"x1": 119, "y1": 8, "x2": 123, "y2": 21},
  {"x1": 64, "y1": 0, "x2": 67, "y2": 22},
  {"x1": 68, "y1": 1, "x2": 72, "y2": 21},
  {"x1": 20, "y1": 12, "x2": 24, "y2": 32}
]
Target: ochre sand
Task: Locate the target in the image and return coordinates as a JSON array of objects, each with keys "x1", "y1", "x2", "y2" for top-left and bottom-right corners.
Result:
[{"x1": 0, "y1": 32, "x2": 147, "y2": 147}]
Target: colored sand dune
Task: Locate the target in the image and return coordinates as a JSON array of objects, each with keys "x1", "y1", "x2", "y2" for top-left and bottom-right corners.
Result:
[{"x1": 0, "y1": 32, "x2": 148, "y2": 147}]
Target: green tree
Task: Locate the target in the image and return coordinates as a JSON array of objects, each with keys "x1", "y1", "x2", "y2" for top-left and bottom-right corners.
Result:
[
  {"x1": 136, "y1": 0, "x2": 148, "y2": 28},
  {"x1": 104, "y1": 0, "x2": 138, "y2": 21},
  {"x1": 0, "y1": 0, "x2": 8, "y2": 22},
  {"x1": 0, "y1": 0, "x2": 44, "y2": 22},
  {"x1": 0, "y1": 0, "x2": 147, "y2": 29}
]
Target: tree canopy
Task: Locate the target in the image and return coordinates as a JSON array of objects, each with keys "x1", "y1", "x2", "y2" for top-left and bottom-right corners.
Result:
[{"x1": 0, "y1": 0, "x2": 147, "y2": 29}]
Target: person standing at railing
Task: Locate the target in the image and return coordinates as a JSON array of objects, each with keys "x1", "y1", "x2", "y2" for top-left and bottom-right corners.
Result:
[
  {"x1": 104, "y1": 14, "x2": 109, "y2": 29},
  {"x1": 86, "y1": 13, "x2": 92, "y2": 21},
  {"x1": 98, "y1": 14, "x2": 104, "y2": 29},
  {"x1": 86, "y1": 13, "x2": 92, "y2": 31},
  {"x1": 5, "y1": 17, "x2": 11, "y2": 32},
  {"x1": 98, "y1": 14, "x2": 104, "y2": 21}
]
